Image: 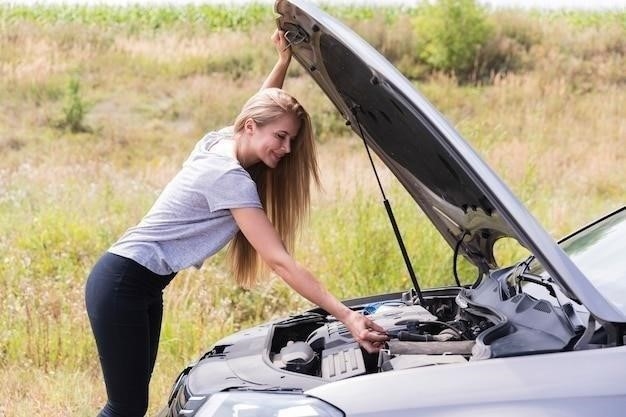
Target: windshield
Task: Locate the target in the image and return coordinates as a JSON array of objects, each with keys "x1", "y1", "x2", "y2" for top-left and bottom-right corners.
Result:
[{"x1": 529, "y1": 207, "x2": 626, "y2": 315}]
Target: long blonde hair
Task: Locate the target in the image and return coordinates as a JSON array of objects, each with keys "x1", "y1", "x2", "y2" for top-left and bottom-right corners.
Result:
[{"x1": 228, "y1": 88, "x2": 320, "y2": 287}]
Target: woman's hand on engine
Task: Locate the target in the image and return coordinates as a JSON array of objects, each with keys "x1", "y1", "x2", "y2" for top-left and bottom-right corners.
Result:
[{"x1": 343, "y1": 310, "x2": 389, "y2": 353}]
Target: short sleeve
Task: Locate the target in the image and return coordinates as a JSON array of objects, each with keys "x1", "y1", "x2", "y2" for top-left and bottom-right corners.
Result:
[{"x1": 205, "y1": 167, "x2": 262, "y2": 212}]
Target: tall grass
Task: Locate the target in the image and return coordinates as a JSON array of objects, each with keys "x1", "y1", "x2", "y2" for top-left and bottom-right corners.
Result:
[{"x1": 0, "y1": 4, "x2": 624, "y2": 416}]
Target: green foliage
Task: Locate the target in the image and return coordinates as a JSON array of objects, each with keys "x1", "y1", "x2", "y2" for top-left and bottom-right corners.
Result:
[
  {"x1": 311, "y1": 108, "x2": 347, "y2": 141},
  {"x1": 553, "y1": 9, "x2": 626, "y2": 29},
  {"x1": 311, "y1": 190, "x2": 409, "y2": 297},
  {"x1": 413, "y1": 0, "x2": 493, "y2": 81},
  {"x1": 0, "y1": 3, "x2": 271, "y2": 32},
  {"x1": 323, "y1": 4, "x2": 419, "y2": 24},
  {"x1": 59, "y1": 76, "x2": 90, "y2": 133}
]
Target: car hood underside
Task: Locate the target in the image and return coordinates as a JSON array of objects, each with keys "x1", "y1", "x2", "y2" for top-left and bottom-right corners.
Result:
[{"x1": 274, "y1": 0, "x2": 621, "y2": 322}]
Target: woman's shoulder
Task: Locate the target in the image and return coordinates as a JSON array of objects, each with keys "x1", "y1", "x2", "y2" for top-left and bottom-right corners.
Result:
[
  {"x1": 185, "y1": 127, "x2": 236, "y2": 163},
  {"x1": 197, "y1": 126, "x2": 234, "y2": 151},
  {"x1": 182, "y1": 128, "x2": 248, "y2": 179}
]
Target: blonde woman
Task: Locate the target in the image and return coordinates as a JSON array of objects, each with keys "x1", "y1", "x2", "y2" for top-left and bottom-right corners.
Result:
[{"x1": 85, "y1": 30, "x2": 387, "y2": 417}]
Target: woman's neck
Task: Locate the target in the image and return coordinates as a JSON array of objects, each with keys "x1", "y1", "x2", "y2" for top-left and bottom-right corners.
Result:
[{"x1": 233, "y1": 132, "x2": 258, "y2": 168}]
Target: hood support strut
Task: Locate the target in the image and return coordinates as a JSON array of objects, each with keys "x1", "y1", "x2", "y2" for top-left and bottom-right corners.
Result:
[{"x1": 352, "y1": 107, "x2": 425, "y2": 305}]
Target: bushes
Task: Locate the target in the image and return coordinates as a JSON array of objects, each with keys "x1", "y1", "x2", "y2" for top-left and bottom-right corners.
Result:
[
  {"x1": 410, "y1": 0, "x2": 544, "y2": 84},
  {"x1": 406, "y1": 1, "x2": 623, "y2": 85},
  {"x1": 59, "y1": 76, "x2": 90, "y2": 133},
  {"x1": 352, "y1": 0, "x2": 617, "y2": 87},
  {"x1": 343, "y1": 0, "x2": 536, "y2": 84},
  {"x1": 414, "y1": 0, "x2": 493, "y2": 82},
  {"x1": 470, "y1": 10, "x2": 541, "y2": 83}
]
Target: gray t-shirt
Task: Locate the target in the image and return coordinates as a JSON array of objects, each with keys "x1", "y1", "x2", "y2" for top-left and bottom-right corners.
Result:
[{"x1": 108, "y1": 127, "x2": 262, "y2": 275}]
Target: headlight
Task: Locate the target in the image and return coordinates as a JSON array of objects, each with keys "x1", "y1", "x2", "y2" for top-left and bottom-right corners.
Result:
[{"x1": 195, "y1": 391, "x2": 344, "y2": 417}]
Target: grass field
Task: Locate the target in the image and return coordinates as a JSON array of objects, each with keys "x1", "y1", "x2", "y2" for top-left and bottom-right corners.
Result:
[{"x1": 0, "y1": 3, "x2": 624, "y2": 416}]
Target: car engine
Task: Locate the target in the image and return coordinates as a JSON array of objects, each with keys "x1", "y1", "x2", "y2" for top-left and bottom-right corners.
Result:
[
  {"x1": 270, "y1": 298, "x2": 476, "y2": 380},
  {"x1": 269, "y1": 272, "x2": 581, "y2": 381}
]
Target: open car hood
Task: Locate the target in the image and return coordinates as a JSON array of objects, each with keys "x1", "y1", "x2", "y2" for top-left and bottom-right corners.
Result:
[{"x1": 275, "y1": 0, "x2": 621, "y2": 321}]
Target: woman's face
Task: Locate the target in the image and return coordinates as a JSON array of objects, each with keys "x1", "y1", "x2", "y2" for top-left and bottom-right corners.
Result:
[{"x1": 248, "y1": 113, "x2": 300, "y2": 168}]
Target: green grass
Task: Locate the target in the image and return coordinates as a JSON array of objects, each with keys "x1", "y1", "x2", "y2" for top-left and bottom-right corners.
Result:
[
  {"x1": 0, "y1": 3, "x2": 271, "y2": 30},
  {"x1": 0, "y1": 4, "x2": 624, "y2": 416}
]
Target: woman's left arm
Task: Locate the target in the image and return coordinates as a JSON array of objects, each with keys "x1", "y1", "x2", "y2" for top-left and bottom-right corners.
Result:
[
  {"x1": 231, "y1": 207, "x2": 389, "y2": 353},
  {"x1": 260, "y1": 29, "x2": 292, "y2": 90}
]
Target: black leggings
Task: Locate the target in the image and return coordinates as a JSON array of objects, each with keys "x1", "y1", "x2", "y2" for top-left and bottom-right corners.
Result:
[{"x1": 85, "y1": 252, "x2": 175, "y2": 417}]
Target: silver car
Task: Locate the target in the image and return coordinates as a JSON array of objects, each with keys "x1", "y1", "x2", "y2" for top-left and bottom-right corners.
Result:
[{"x1": 158, "y1": 1, "x2": 626, "y2": 416}]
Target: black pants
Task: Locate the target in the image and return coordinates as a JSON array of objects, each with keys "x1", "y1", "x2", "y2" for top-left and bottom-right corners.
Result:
[{"x1": 85, "y1": 252, "x2": 175, "y2": 417}]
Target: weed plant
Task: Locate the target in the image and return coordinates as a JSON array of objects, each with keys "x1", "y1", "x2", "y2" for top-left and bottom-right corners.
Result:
[{"x1": 0, "y1": 3, "x2": 624, "y2": 416}]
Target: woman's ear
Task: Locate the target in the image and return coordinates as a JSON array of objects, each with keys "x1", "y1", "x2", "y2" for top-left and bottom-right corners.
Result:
[{"x1": 244, "y1": 118, "x2": 256, "y2": 135}]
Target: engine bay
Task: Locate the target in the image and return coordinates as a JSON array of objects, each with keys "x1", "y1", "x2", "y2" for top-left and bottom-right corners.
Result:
[
  {"x1": 269, "y1": 271, "x2": 583, "y2": 381},
  {"x1": 270, "y1": 298, "x2": 475, "y2": 380}
]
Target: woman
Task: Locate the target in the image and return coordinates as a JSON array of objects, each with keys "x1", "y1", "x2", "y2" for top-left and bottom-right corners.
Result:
[{"x1": 85, "y1": 30, "x2": 388, "y2": 417}]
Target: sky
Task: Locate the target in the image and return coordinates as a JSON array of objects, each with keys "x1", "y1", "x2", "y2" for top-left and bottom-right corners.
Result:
[{"x1": 2, "y1": 0, "x2": 626, "y2": 10}]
